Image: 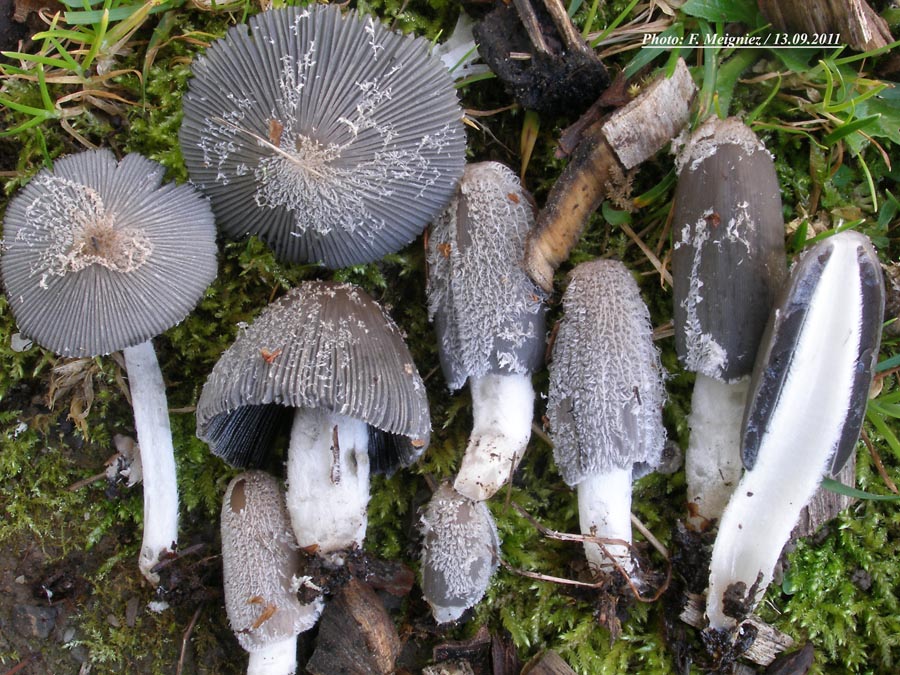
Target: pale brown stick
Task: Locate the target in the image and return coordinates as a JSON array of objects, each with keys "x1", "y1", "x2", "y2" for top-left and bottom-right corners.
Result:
[{"x1": 176, "y1": 605, "x2": 203, "y2": 675}]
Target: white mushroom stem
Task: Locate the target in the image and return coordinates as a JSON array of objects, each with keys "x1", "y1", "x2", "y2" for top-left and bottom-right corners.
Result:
[
  {"x1": 577, "y1": 466, "x2": 634, "y2": 577},
  {"x1": 246, "y1": 637, "x2": 297, "y2": 675},
  {"x1": 286, "y1": 408, "x2": 370, "y2": 563},
  {"x1": 454, "y1": 372, "x2": 534, "y2": 501},
  {"x1": 706, "y1": 238, "x2": 863, "y2": 631},
  {"x1": 123, "y1": 340, "x2": 179, "y2": 586},
  {"x1": 685, "y1": 374, "x2": 751, "y2": 530}
]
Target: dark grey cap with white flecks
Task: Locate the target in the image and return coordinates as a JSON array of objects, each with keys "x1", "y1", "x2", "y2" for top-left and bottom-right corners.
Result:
[
  {"x1": 426, "y1": 161, "x2": 546, "y2": 390},
  {"x1": 547, "y1": 260, "x2": 667, "y2": 485},
  {"x1": 179, "y1": 5, "x2": 466, "y2": 269},
  {"x1": 671, "y1": 117, "x2": 787, "y2": 382},
  {"x1": 1, "y1": 149, "x2": 217, "y2": 358},
  {"x1": 196, "y1": 281, "x2": 431, "y2": 473},
  {"x1": 420, "y1": 482, "x2": 499, "y2": 624}
]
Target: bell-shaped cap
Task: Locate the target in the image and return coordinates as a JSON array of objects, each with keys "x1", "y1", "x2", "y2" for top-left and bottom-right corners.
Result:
[
  {"x1": 742, "y1": 230, "x2": 884, "y2": 474},
  {"x1": 671, "y1": 117, "x2": 787, "y2": 382},
  {"x1": 426, "y1": 161, "x2": 546, "y2": 390},
  {"x1": 547, "y1": 260, "x2": 666, "y2": 485},
  {"x1": 1, "y1": 149, "x2": 217, "y2": 357},
  {"x1": 196, "y1": 281, "x2": 431, "y2": 473},
  {"x1": 420, "y1": 482, "x2": 500, "y2": 624},
  {"x1": 221, "y1": 471, "x2": 323, "y2": 652},
  {"x1": 179, "y1": 5, "x2": 466, "y2": 269}
]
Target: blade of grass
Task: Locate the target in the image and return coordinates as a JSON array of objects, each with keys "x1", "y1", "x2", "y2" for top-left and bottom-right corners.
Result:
[
  {"x1": 822, "y1": 478, "x2": 900, "y2": 501},
  {"x1": 867, "y1": 408, "x2": 900, "y2": 459}
]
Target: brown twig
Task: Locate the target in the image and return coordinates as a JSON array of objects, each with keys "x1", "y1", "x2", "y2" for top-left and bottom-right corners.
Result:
[
  {"x1": 176, "y1": 605, "x2": 203, "y2": 675},
  {"x1": 508, "y1": 501, "x2": 671, "y2": 602},
  {"x1": 1, "y1": 654, "x2": 39, "y2": 675},
  {"x1": 620, "y1": 221, "x2": 673, "y2": 287},
  {"x1": 861, "y1": 428, "x2": 899, "y2": 494},
  {"x1": 67, "y1": 470, "x2": 110, "y2": 492},
  {"x1": 149, "y1": 542, "x2": 208, "y2": 575}
]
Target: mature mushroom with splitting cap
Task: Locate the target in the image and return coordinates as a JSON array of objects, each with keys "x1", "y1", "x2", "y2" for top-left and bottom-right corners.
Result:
[
  {"x1": 427, "y1": 161, "x2": 546, "y2": 501},
  {"x1": 179, "y1": 4, "x2": 466, "y2": 269},
  {"x1": 705, "y1": 230, "x2": 884, "y2": 633},
  {"x1": 546, "y1": 260, "x2": 666, "y2": 577},
  {"x1": 222, "y1": 471, "x2": 323, "y2": 675},
  {"x1": 671, "y1": 117, "x2": 787, "y2": 530},
  {"x1": 196, "y1": 281, "x2": 430, "y2": 563},
  {"x1": 0, "y1": 149, "x2": 217, "y2": 584},
  {"x1": 420, "y1": 481, "x2": 500, "y2": 623}
]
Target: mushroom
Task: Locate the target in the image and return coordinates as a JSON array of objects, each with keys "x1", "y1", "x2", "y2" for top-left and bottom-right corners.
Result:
[
  {"x1": 196, "y1": 281, "x2": 430, "y2": 562},
  {"x1": 420, "y1": 481, "x2": 500, "y2": 623},
  {"x1": 221, "y1": 471, "x2": 323, "y2": 675},
  {"x1": 671, "y1": 116, "x2": 787, "y2": 530},
  {"x1": 426, "y1": 161, "x2": 546, "y2": 501},
  {"x1": 179, "y1": 4, "x2": 466, "y2": 269},
  {"x1": 546, "y1": 260, "x2": 666, "y2": 576},
  {"x1": 0, "y1": 149, "x2": 217, "y2": 584},
  {"x1": 705, "y1": 230, "x2": 885, "y2": 632}
]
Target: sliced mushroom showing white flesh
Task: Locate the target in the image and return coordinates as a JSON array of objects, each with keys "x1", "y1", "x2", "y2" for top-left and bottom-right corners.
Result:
[
  {"x1": 222, "y1": 471, "x2": 323, "y2": 675},
  {"x1": 427, "y1": 161, "x2": 546, "y2": 500},
  {"x1": 547, "y1": 260, "x2": 666, "y2": 577},
  {"x1": 0, "y1": 149, "x2": 218, "y2": 585},
  {"x1": 420, "y1": 482, "x2": 500, "y2": 623},
  {"x1": 705, "y1": 230, "x2": 885, "y2": 632},
  {"x1": 671, "y1": 117, "x2": 787, "y2": 530},
  {"x1": 197, "y1": 281, "x2": 431, "y2": 564}
]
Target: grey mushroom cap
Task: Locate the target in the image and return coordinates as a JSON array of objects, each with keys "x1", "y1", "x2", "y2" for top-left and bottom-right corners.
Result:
[
  {"x1": 420, "y1": 482, "x2": 500, "y2": 623},
  {"x1": 196, "y1": 281, "x2": 431, "y2": 473},
  {"x1": 671, "y1": 116, "x2": 787, "y2": 382},
  {"x1": 1, "y1": 149, "x2": 217, "y2": 358},
  {"x1": 742, "y1": 231, "x2": 885, "y2": 474},
  {"x1": 179, "y1": 5, "x2": 466, "y2": 269},
  {"x1": 221, "y1": 471, "x2": 322, "y2": 652},
  {"x1": 547, "y1": 260, "x2": 667, "y2": 486},
  {"x1": 426, "y1": 161, "x2": 546, "y2": 390}
]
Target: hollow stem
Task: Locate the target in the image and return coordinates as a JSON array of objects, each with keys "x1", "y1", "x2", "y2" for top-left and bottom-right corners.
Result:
[
  {"x1": 577, "y1": 466, "x2": 634, "y2": 576},
  {"x1": 685, "y1": 374, "x2": 750, "y2": 531},
  {"x1": 123, "y1": 340, "x2": 179, "y2": 586},
  {"x1": 286, "y1": 408, "x2": 370, "y2": 563},
  {"x1": 454, "y1": 373, "x2": 534, "y2": 501},
  {"x1": 706, "y1": 237, "x2": 863, "y2": 631}
]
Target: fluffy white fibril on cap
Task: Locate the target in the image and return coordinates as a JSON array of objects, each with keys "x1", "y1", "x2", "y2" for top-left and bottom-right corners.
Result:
[
  {"x1": 426, "y1": 161, "x2": 545, "y2": 390},
  {"x1": 672, "y1": 115, "x2": 771, "y2": 175},
  {"x1": 1, "y1": 149, "x2": 217, "y2": 358},
  {"x1": 221, "y1": 471, "x2": 323, "y2": 652},
  {"x1": 547, "y1": 260, "x2": 666, "y2": 486},
  {"x1": 420, "y1": 482, "x2": 500, "y2": 623},
  {"x1": 180, "y1": 5, "x2": 466, "y2": 269}
]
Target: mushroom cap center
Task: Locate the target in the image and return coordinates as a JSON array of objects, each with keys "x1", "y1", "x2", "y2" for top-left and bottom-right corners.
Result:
[{"x1": 22, "y1": 174, "x2": 153, "y2": 288}]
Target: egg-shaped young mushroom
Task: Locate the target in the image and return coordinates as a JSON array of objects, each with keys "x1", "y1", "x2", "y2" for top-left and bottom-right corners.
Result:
[
  {"x1": 546, "y1": 260, "x2": 666, "y2": 576},
  {"x1": 179, "y1": 5, "x2": 466, "y2": 269},
  {"x1": 222, "y1": 471, "x2": 323, "y2": 675},
  {"x1": 197, "y1": 281, "x2": 430, "y2": 562},
  {"x1": 427, "y1": 161, "x2": 546, "y2": 501},
  {"x1": 705, "y1": 230, "x2": 884, "y2": 632},
  {"x1": 420, "y1": 481, "x2": 500, "y2": 623},
  {"x1": 671, "y1": 117, "x2": 787, "y2": 530},
  {"x1": 1, "y1": 149, "x2": 217, "y2": 585}
]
